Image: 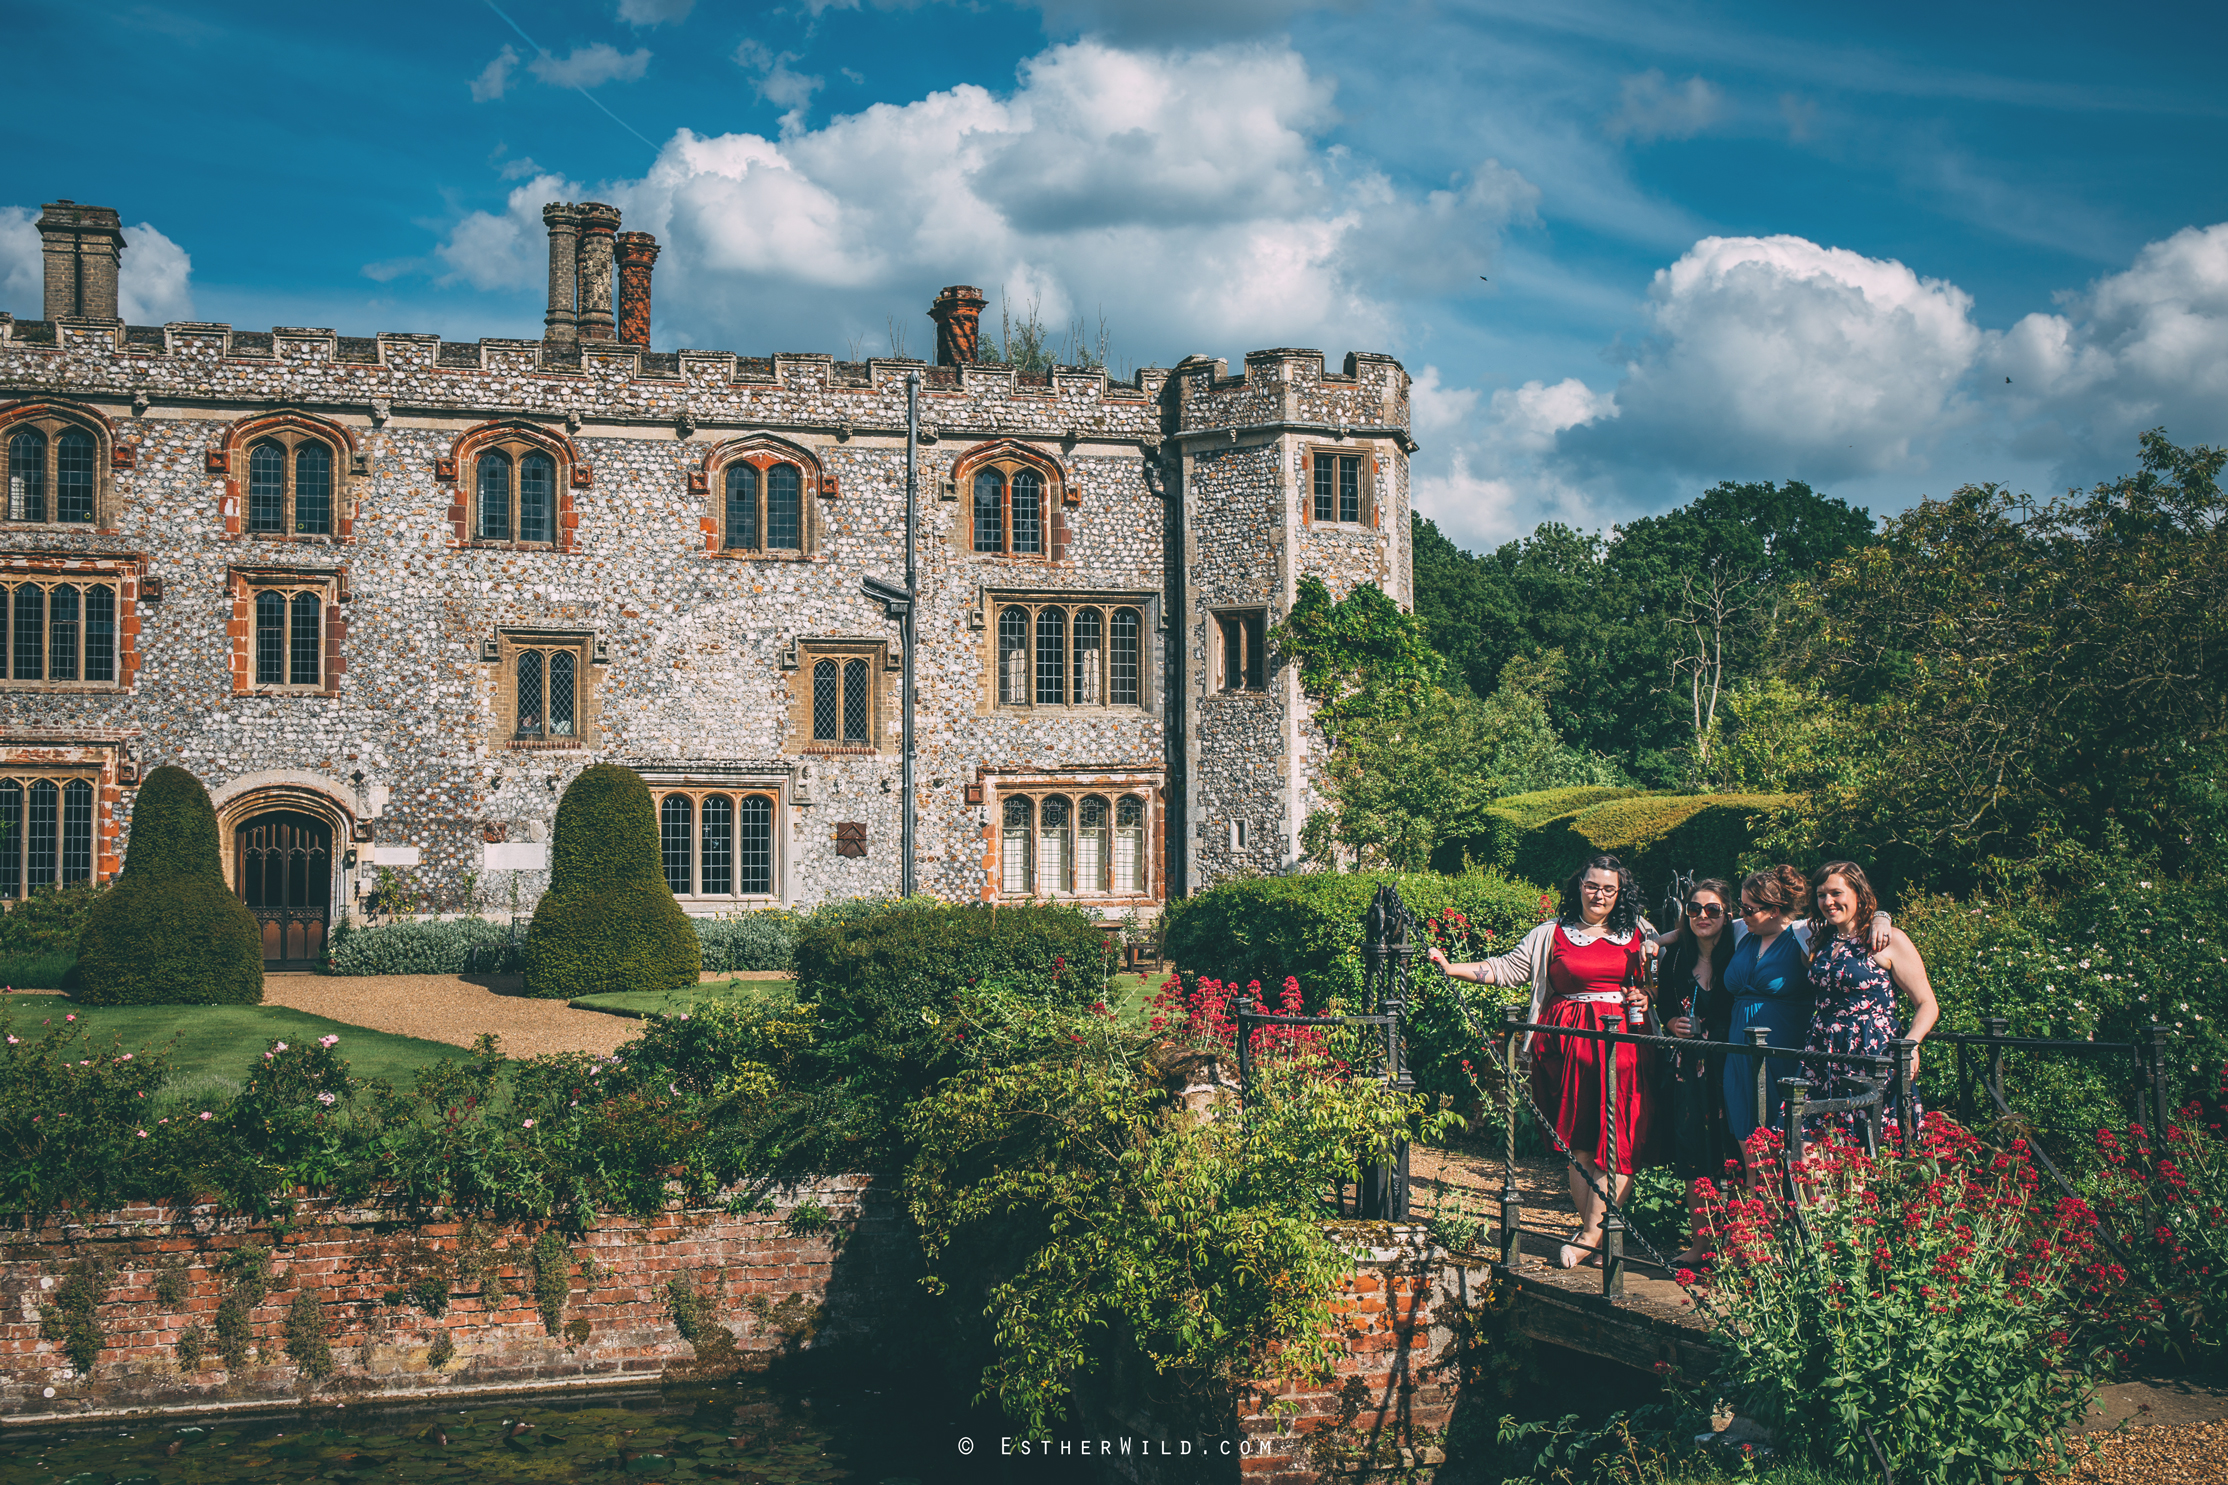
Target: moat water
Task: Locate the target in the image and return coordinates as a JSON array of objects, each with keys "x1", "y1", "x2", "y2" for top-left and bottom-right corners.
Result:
[{"x1": 0, "y1": 1375, "x2": 991, "y2": 1484}]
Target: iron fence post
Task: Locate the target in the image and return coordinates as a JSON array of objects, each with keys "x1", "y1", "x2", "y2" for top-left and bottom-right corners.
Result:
[
  {"x1": 1985, "y1": 1016, "x2": 2009, "y2": 1113},
  {"x1": 1892, "y1": 1038, "x2": 1919, "y2": 1149},
  {"x1": 1383, "y1": 894, "x2": 1416, "y2": 1222},
  {"x1": 1234, "y1": 993, "x2": 1255, "y2": 1102},
  {"x1": 1956, "y1": 1038, "x2": 1972, "y2": 1123},
  {"x1": 1780, "y1": 1078, "x2": 1809, "y2": 1205},
  {"x1": 1359, "y1": 889, "x2": 1390, "y2": 1219},
  {"x1": 1749, "y1": 1026, "x2": 1772, "y2": 1136},
  {"x1": 2148, "y1": 1022, "x2": 2173, "y2": 1136},
  {"x1": 1864, "y1": 1054, "x2": 1891, "y2": 1159},
  {"x1": 1602, "y1": 1014, "x2": 1625, "y2": 1301},
  {"x1": 1499, "y1": 1003, "x2": 1524, "y2": 1269}
]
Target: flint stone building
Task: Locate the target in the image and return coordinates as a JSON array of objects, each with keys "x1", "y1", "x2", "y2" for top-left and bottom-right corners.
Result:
[{"x1": 1, "y1": 198, "x2": 1413, "y2": 960}]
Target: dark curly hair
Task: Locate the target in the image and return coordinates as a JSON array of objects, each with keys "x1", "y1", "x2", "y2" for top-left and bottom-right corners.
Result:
[{"x1": 1559, "y1": 853, "x2": 1641, "y2": 936}]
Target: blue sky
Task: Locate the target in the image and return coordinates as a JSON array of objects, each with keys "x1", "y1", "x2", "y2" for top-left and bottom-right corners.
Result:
[{"x1": 5, "y1": 0, "x2": 2226, "y2": 548}]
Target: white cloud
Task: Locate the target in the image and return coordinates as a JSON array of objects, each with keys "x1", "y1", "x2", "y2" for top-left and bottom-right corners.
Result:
[
  {"x1": 529, "y1": 44, "x2": 652, "y2": 90},
  {"x1": 1413, "y1": 372, "x2": 1619, "y2": 547},
  {"x1": 734, "y1": 40, "x2": 824, "y2": 113},
  {"x1": 0, "y1": 208, "x2": 193, "y2": 323},
  {"x1": 0, "y1": 208, "x2": 39, "y2": 318},
  {"x1": 618, "y1": 0, "x2": 694, "y2": 24},
  {"x1": 119, "y1": 222, "x2": 194, "y2": 322},
  {"x1": 471, "y1": 45, "x2": 519, "y2": 102},
  {"x1": 499, "y1": 155, "x2": 544, "y2": 180},
  {"x1": 425, "y1": 38, "x2": 1535, "y2": 363},
  {"x1": 435, "y1": 172, "x2": 582, "y2": 291},
  {"x1": 1605, "y1": 70, "x2": 1723, "y2": 144}
]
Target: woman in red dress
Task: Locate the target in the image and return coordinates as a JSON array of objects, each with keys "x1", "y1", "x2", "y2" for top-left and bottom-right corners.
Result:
[{"x1": 1429, "y1": 853, "x2": 1656, "y2": 1267}]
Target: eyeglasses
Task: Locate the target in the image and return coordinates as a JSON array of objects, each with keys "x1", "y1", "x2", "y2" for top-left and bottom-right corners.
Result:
[
  {"x1": 1741, "y1": 900, "x2": 1780, "y2": 916},
  {"x1": 1580, "y1": 883, "x2": 1619, "y2": 896},
  {"x1": 1687, "y1": 904, "x2": 1725, "y2": 919}
]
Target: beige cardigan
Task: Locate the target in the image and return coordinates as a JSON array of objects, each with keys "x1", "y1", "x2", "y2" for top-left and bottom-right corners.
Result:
[{"x1": 1463, "y1": 917, "x2": 1658, "y2": 1046}]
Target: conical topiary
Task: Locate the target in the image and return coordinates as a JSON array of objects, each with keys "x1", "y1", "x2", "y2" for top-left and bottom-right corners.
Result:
[
  {"x1": 522, "y1": 764, "x2": 701, "y2": 998},
  {"x1": 75, "y1": 765, "x2": 264, "y2": 1005}
]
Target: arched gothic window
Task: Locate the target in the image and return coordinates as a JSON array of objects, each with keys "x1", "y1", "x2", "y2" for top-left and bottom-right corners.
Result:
[
  {"x1": 717, "y1": 452, "x2": 811, "y2": 554},
  {"x1": 811, "y1": 657, "x2": 872, "y2": 745},
  {"x1": 471, "y1": 436, "x2": 560, "y2": 544},
  {"x1": 968, "y1": 457, "x2": 1050, "y2": 556},
  {"x1": 510, "y1": 645, "x2": 578, "y2": 740},
  {"x1": 244, "y1": 432, "x2": 337, "y2": 536},
  {"x1": 5, "y1": 415, "x2": 101, "y2": 526}
]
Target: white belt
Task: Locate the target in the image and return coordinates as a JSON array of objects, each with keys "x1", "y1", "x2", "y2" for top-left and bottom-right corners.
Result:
[{"x1": 1555, "y1": 992, "x2": 1630, "y2": 1005}]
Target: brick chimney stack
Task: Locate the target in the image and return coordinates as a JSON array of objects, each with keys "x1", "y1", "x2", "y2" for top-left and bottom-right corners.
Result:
[
  {"x1": 542, "y1": 203, "x2": 580, "y2": 344},
  {"x1": 615, "y1": 232, "x2": 659, "y2": 347},
  {"x1": 928, "y1": 285, "x2": 987, "y2": 366},
  {"x1": 574, "y1": 202, "x2": 623, "y2": 342},
  {"x1": 37, "y1": 201, "x2": 126, "y2": 322}
]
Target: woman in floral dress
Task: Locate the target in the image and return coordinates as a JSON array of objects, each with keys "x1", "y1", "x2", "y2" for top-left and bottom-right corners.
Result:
[{"x1": 1802, "y1": 860, "x2": 1939, "y2": 1145}]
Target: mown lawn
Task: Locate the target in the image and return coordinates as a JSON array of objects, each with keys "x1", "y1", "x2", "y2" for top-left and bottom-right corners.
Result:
[
  {"x1": 0, "y1": 995, "x2": 466, "y2": 1104},
  {"x1": 570, "y1": 977, "x2": 796, "y2": 1020}
]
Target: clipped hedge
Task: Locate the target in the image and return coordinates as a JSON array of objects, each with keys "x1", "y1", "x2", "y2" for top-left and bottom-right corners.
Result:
[
  {"x1": 74, "y1": 766, "x2": 263, "y2": 1006},
  {"x1": 523, "y1": 765, "x2": 700, "y2": 998},
  {"x1": 1510, "y1": 791, "x2": 1800, "y2": 900},
  {"x1": 326, "y1": 916, "x2": 523, "y2": 976},
  {"x1": 1431, "y1": 787, "x2": 1645, "y2": 875},
  {"x1": 696, "y1": 911, "x2": 800, "y2": 974},
  {"x1": 1490, "y1": 786, "x2": 1645, "y2": 827}
]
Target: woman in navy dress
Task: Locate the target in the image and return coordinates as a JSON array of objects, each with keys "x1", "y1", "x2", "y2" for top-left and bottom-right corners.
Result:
[
  {"x1": 1803, "y1": 861, "x2": 1939, "y2": 1145},
  {"x1": 1719, "y1": 865, "x2": 1817, "y2": 1169}
]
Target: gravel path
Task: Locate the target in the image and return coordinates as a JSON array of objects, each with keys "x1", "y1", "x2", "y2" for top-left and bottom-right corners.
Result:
[
  {"x1": 261, "y1": 973, "x2": 637, "y2": 1060},
  {"x1": 2070, "y1": 1420, "x2": 2228, "y2": 1481}
]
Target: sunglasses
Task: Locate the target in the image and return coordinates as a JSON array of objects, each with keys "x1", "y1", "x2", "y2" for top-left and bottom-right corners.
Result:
[{"x1": 1686, "y1": 903, "x2": 1725, "y2": 919}]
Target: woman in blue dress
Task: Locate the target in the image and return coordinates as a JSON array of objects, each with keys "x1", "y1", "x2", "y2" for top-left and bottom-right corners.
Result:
[{"x1": 1719, "y1": 865, "x2": 1817, "y2": 1169}]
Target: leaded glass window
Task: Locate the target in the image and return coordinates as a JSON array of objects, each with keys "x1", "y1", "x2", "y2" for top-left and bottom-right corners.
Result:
[
  {"x1": 1001, "y1": 795, "x2": 1032, "y2": 895},
  {"x1": 26, "y1": 779, "x2": 57, "y2": 891},
  {"x1": 477, "y1": 451, "x2": 511, "y2": 540},
  {"x1": 515, "y1": 650, "x2": 544, "y2": 738},
  {"x1": 1011, "y1": 468, "x2": 1043, "y2": 554},
  {"x1": 1077, "y1": 795, "x2": 1109, "y2": 894},
  {"x1": 82, "y1": 587, "x2": 115, "y2": 683},
  {"x1": 726, "y1": 463, "x2": 759, "y2": 550},
  {"x1": 998, "y1": 607, "x2": 1029, "y2": 706},
  {"x1": 1310, "y1": 451, "x2": 1367, "y2": 525},
  {"x1": 295, "y1": 443, "x2": 333, "y2": 534},
  {"x1": 60, "y1": 779, "x2": 92, "y2": 886},
  {"x1": 255, "y1": 591, "x2": 286, "y2": 685},
  {"x1": 11, "y1": 585, "x2": 39, "y2": 680},
  {"x1": 519, "y1": 454, "x2": 554, "y2": 544},
  {"x1": 1115, "y1": 795, "x2": 1146, "y2": 893},
  {"x1": 974, "y1": 469, "x2": 1005, "y2": 552},
  {"x1": 1073, "y1": 607, "x2": 1102, "y2": 705},
  {"x1": 548, "y1": 651, "x2": 575, "y2": 736},
  {"x1": 3, "y1": 580, "x2": 120, "y2": 685},
  {"x1": 290, "y1": 593, "x2": 321, "y2": 686},
  {"x1": 661, "y1": 795, "x2": 694, "y2": 895},
  {"x1": 1110, "y1": 607, "x2": 1140, "y2": 707},
  {"x1": 701, "y1": 794, "x2": 733, "y2": 896},
  {"x1": 248, "y1": 442, "x2": 286, "y2": 532},
  {"x1": 767, "y1": 464, "x2": 802, "y2": 550},
  {"x1": 54, "y1": 430, "x2": 94, "y2": 524},
  {"x1": 0, "y1": 782, "x2": 18, "y2": 898},
  {"x1": 1034, "y1": 607, "x2": 1066, "y2": 705},
  {"x1": 843, "y1": 659, "x2": 869, "y2": 743},
  {"x1": 8, "y1": 431, "x2": 44, "y2": 521},
  {"x1": 813, "y1": 659, "x2": 840, "y2": 741},
  {"x1": 1036, "y1": 794, "x2": 1071, "y2": 896},
  {"x1": 47, "y1": 586, "x2": 77, "y2": 682},
  {"x1": 738, "y1": 794, "x2": 773, "y2": 894}
]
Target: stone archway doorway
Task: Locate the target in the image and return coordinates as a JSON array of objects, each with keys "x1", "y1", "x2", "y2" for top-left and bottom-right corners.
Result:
[{"x1": 236, "y1": 810, "x2": 332, "y2": 965}]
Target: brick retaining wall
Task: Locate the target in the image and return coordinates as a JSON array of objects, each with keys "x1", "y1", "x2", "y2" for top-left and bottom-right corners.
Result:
[{"x1": 0, "y1": 1176, "x2": 915, "y2": 1423}]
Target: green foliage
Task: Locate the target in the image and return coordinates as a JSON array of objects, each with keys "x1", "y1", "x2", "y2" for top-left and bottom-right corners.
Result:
[
  {"x1": 283, "y1": 1288, "x2": 333, "y2": 1380},
  {"x1": 0, "y1": 949, "x2": 77, "y2": 988},
  {"x1": 0, "y1": 1008, "x2": 179, "y2": 1227},
  {"x1": 152, "y1": 1257, "x2": 187, "y2": 1308},
  {"x1": 1694, "y1": 1120, "x2": 2099, "y2": 1481},
  {"x1": 1783, "y1": 431, "x2": 2228, "y2": 893},
  {"x1": 1315, "y1": 657, "x2": 1627, "y2": 871},
  {"x1": 2087, "y1": 1094, "x2": 2228, "y2": 1364},
  {"x1": 1162, "y1": 870, "x2": 1546, "y2": 1102},
  {"x1": 903, "y1": 990, "x2": 1448, "y2": 1431},
  {"x1": 524, "y1": 765, "x2": 701, "y2": 998},
  {"x1": 530, "y1": 1233, "x2": 571, "y2": 1335},
  {"x1": 1510, "y1": 792, "x2": 1799, "y2": 898},
  {"x1": 175, "y1": 1321, "x2": 205, "y2": 1371},
  {"x1": 74, "y1": 766, "x2": 262, "y2": 1006},
  {"x1": 1490, "y1": 786, "x2": 1647, "y2": 827},
  {"x1": 327, "y1": 915, "x2": 524, "y2": 975},
  {"x1": 1433, "y1": 786, "x2": 1648, "y2": 876},
  {"x1": 695, "y1": 910, "x2": 800, "y2": 973},
  {"x1": 1272, "y1": 574, "x2": 1443, "y2": 732},
  {"x1": 36, "y1": 1257, "x2": 109, "y2": 1373},
  {"x1": 214, "y1": 1246, "x2": 270, "y2": 1370},
  {"x1": 0, "y1": 880, "x2": 105, "y2": 958},
  {"x1": 1412, "y1": 481, "x2": 1876, "y2": 784},
  {"x1": 665, "y1": 1273, "x2": 705, "y2": 1343}
]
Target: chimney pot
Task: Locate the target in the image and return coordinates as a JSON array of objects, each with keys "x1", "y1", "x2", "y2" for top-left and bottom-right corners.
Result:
[
  {"x1": 574, "y1": 202, "x2": 623, "y2": 342},
  {"x1": 542, "y1": 202, "x2": 581, "y2": 344},
  {"x1": 615, "y1": 231, "x2": 659, "y2": 347},
  {"x1": 928, "y1": 285, "x2": 988, "y2": 367},
  {"x1": 36, "y1": 201, "x2": 126, "y2": 322}
]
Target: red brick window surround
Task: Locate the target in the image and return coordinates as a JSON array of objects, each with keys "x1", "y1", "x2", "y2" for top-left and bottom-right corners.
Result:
[
  {"x1": 227, "y1": 566, "x2": 345, "y2": 696},
  {"x1": 441, "y1": 422, "x2": 583, "y2": 551},
  {"x1": 1, "y1": 401, "x2": 119, "y2": 530},
  {"x1": 696, "y1": 435, "x2": 831, "y2": 560},
  {"x1": 211, "y1": 411, "x2": 357, "y2": 543},
  {"x1": 954, "y1": 441, "x2": 1069, "y2": 561},
  {"x1": 0, "y1": 551, "x2": 142, "y2": 692}
]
